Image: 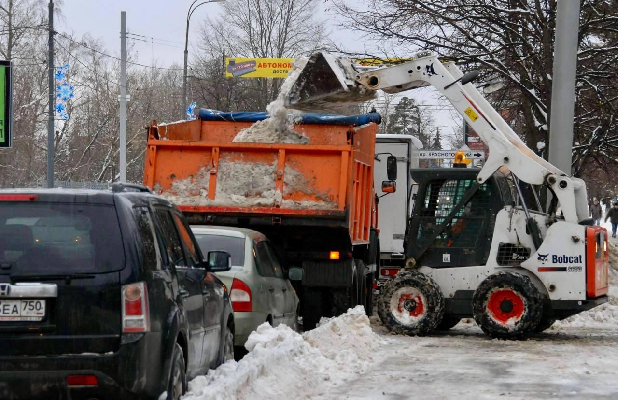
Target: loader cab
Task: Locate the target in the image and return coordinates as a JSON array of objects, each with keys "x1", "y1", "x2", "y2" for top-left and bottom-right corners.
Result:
[{"x1": 406, "y1": 168, "x2": 513, "y2": 268}]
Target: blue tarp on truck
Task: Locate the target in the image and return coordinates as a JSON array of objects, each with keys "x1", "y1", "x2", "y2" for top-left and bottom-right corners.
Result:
[{"x1": 198, "y1": 109, "x2": 381, "y2": 126}]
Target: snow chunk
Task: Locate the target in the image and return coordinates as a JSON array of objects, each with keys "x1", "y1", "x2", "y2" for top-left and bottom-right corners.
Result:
[
  {"x1": 536, "y1": 141, "x2": 546, "y2": 151},
  {"x1": 183, "y1": 306, "x2": 384, "y2": 400},
  {"x1": 233, "y1": 59, "x2": 309, "y2": 144}
]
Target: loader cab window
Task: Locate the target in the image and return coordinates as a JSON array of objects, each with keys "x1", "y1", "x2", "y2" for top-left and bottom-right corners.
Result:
[{"x1": 412, "y1": 177, "x2": 494, "y2": 267}]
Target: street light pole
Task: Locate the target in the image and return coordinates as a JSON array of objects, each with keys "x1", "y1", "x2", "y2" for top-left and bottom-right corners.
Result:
[{"x1": 182, "y1": 0, "x2": 224, "y2": 119}]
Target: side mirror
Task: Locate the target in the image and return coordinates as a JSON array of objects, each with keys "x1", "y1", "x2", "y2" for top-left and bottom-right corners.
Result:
[
  {"x1": 382, "y1": 181, "x2": 396, "y2": 194},
  {"x1": 288, "y1": 267, "x2": 303, "y2": 281},
  {"x1": 387, "y1": 155, "x2": 397, "y2": 181},
  {"x1": 208, "y1": 251, "x2": 232, "y2": 272},
  {"x1": 460, "y1": 71, "x2": 480, "y2": 86}
]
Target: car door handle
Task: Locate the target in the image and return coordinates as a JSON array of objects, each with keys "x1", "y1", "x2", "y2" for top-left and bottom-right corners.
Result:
[
  {"x1": 282, "y1": 288, "x2": 287, "y2": 293},
  {"x1": 179, "y1": 289, "x2": 189, "y2": 297},
  {"x1": 202, "y1": 290, "x2": 211, "y2": 298},
  {"x1": 268, "y1": 287, "x2": 275, "y2": 293}
]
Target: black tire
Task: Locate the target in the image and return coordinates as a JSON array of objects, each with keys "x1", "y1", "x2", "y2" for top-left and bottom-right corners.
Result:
[
  {"x1": 167, "y1": 343, "x2": 186, "y2": 400},
  {"x1": 302, "y1": 287, "x2": 323, "y2": 331},
  {"x1": 217, "y1": 321, "x2": 234, "y2": 366},
  {"x1": 437, "y1": 316, "x2": 461, "y2": 331},
  {"x1": 534, "y1": 315, "x2": 556, "y2": 333},
  {"x1": 378, "y1": 271, "x2": 445, "y2": 336},
  {"x1": 472, "y1": 272, "x2": 543, "y2": 340},
  {"x1": 332, "y1": 275, "x2": 359, "y2": 316},
  {"x1": 234, "y1": 346, "x2": 248, "y2": 361},
  {"x1": 365, "y1": 273, "x2": 375, "y2": 317}
]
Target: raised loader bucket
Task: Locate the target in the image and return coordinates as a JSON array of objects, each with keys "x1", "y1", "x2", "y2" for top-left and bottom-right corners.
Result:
[{"x1": 285, "y1": 52, "x2": 376, "y2": 113}]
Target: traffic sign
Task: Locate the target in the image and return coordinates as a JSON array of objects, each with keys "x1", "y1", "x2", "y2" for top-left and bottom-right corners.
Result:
[
  {"x1": 413, "y1": 150, "x2": 485, "y2": 159},
  {"x1": 0, "y1": 60, "x2": 12, "y2": 148}
]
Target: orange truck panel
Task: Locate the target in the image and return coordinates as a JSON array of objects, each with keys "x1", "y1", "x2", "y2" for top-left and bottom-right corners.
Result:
[{"x1": 143, "y1": 119, "x2": 379, "y2": 245}]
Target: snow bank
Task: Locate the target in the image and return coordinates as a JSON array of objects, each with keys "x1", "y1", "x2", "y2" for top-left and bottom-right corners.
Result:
[
  {"x1": 183, "y1": 306, "x2": 384, "y2": 400},
  {"x1": 554, "y1": 302, "x2": 618, "y2": 329}
]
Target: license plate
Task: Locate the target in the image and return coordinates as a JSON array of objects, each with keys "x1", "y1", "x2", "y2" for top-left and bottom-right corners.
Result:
[{"x1": 0, "y1": 299, "x2": 46, "y2": 321}]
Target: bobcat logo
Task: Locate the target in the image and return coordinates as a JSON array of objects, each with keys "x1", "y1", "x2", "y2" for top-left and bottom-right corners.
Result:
[
  {"x1": 537, "y1": 253, "x2": 549, "y2": 264},
  {"x1": 425, "y1": 63, "x2": 437, "y2": 76}
]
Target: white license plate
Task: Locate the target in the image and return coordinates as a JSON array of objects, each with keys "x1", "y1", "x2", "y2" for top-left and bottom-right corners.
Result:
[{"x1": 0, "y1": 299, "x2": 46, "y2": 321}]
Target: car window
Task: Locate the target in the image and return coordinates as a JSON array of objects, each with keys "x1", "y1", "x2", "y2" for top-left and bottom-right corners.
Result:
[
  {"x1": 265, "y1": 242, "x2": 284, "y2": 279},
  {"x1": 133, "y1": 207, "x2": 161, "y2": 271},
  {"x1": 154, "y1": 208, "x2": 187, "y2": 267},
  {"x1": 194, "y1": 233, "x2": 245, "y2": 271},
  {"x1": 172, "y1": 213, "x2": 200, "y2": 268},
  {"x1": 253, "y1": 241, "x2": 275, "y2": 277},
  {"x1": 0, "y1": 203, "x2": 124, "y2": 274}
]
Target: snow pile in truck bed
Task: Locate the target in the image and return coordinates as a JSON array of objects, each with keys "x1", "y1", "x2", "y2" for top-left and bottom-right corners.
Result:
[
  {"x1": 233, "y1": 59, "x2": 309, "y2": 144},
  {"x1": 183, "y1": 306, "x2": 384, "y2": 400},
  {"x1": 158, "y1": 159, "x2": 335, "y2": 210}
]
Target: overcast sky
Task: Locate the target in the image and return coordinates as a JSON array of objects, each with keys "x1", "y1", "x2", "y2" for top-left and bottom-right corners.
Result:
[{"x1": 58, "y1": 0, "x2": 462, "y2": 145}]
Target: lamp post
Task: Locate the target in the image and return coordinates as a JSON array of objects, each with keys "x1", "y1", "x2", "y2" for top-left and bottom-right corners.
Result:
[{"x1": 182, "y1": 0, "x2": 224, "y2": 118}]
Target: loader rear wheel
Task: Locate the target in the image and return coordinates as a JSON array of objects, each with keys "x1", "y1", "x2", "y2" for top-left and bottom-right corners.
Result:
[
  {"x1": 378, "y1": 271, "x2": 444, "y2": 336},
  {"x1": 473, "y1": 272, "x2": 542, "y2": 340}
]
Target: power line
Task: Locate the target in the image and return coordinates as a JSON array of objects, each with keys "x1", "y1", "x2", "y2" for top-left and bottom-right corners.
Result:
[
  {"x1": 53, "y1": 37, "x2": 123, "y2": 89},
  {"x1": 126, "y1": 31, "x2": 184, "y2": 46},
  {"x1": 55, "y1": 30, "x2": 183, "y2": 71}
]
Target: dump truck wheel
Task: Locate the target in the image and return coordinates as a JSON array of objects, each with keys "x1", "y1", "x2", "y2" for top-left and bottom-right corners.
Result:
[
  {"x1": 333, "y1": 275, "x2": 359, "y2": 316},
  {"x1": 365, "y1": 273, "x2": 375, "y2": 316},
  {"x1": 534, "y1": 316, "x2": 556, "y2": 333},
  {"x1": 436, "y1": 316, "x2": 461, "y2": 331},
  {"x1": 302, "y1": 288, "x2": 323, "y2": 331},
  {"x1": 378, "y1": 271, "x2": 444, "y2": 336},
  {"x1": 473, "y1": 272, "x2": 542, "y2": 340}
]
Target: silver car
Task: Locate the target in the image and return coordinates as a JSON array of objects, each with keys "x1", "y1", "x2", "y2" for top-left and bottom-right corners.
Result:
[{"x1": 191, "y1": 226, "x2": 299, "y2": 350}]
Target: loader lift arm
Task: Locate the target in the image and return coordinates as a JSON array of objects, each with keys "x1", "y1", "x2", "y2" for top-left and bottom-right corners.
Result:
[{"x1": 286, "y1": 52, "x2": 589, "y2": 225}]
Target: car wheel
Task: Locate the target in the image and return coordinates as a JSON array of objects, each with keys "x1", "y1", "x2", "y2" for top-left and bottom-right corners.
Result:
[
  {"x1": 472, "y1": 272, "x2": 543, "y2": 339},
  {"x1": 222, "y1": 323, "x2": 235, "y2": 363},
  {"x1": 378, "y1": 271, "x2": 445, "y2": 336},
  {"x1": 167, "y1": 343, "x2": 186, "y2": 400}
]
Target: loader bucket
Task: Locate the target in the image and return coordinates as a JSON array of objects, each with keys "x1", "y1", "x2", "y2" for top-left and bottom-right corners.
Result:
[{"x1": 285, "y1": 52, "x2": 376, "y2": 113}]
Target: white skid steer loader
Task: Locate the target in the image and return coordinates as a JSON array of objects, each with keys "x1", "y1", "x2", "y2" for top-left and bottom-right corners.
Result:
[{"x1": 285, "y1": 51, "x2": 609, "y2": 339}]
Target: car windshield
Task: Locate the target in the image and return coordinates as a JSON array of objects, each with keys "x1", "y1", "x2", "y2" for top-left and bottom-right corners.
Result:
[
  {"x1": 0, "y1": 202, "x2": 125, "y2": 274},
  {"x1": 194, "y1": 233, "x2": 245, "y2": 271}
]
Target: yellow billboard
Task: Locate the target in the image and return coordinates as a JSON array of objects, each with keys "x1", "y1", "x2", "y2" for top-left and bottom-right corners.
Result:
[{"x1": 225, "y1": 57, "x2": 294, "y2": 78}]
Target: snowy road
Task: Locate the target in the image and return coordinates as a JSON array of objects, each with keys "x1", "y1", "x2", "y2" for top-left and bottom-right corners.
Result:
[{"x1": 320, "y1": 318, "x2": 618, "y2": 400}]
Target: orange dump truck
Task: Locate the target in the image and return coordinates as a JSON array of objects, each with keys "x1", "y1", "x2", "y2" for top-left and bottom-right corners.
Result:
[{"x1": 143, "y1": 110, "x2": 392, "y2": 329}]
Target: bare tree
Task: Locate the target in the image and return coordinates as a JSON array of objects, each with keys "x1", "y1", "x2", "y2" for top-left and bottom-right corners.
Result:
[
  {"x1": 193, "y1": 0, "x2": 327, "y2": 111},
  {"x1": 330, "y1": 0, "x2": 618, "y2": 187}
]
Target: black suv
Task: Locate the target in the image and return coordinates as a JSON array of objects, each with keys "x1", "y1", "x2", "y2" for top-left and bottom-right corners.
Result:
[{"x1": 0, "y1": 184, "x2": 235, "y2": 400}]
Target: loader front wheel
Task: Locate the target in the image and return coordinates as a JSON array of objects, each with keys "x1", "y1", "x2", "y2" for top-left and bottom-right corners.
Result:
[
  {"x1": 473, "y1": 272, "x2": 542, "y2": 340},
  {"x1": 378, "y1": 271, "x2": 444, "y2": 336}
]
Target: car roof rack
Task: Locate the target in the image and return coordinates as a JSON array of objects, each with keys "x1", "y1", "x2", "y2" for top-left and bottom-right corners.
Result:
[{"x1": 111, "y1": 182, "x2": 153, "y2": 194}]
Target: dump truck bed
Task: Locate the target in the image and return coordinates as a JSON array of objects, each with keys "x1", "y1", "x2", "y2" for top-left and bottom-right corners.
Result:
[{"x1": 143, "y1": 111, "x2": 379, "y2": 245}]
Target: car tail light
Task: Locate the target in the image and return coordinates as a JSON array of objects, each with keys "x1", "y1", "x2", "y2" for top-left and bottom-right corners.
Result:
[
  {"x1": 230, "y1": 278, "x2": 252, "y2": 312},
  {"x1": 122, "y1": 282, "x2": 150, "y2": 333},
  {"x1": 67, "y1": 375, "x2": 98, "y2": 387},
  {"x1": 0, "y1": 194, "x2": 38, "y2": 201}
]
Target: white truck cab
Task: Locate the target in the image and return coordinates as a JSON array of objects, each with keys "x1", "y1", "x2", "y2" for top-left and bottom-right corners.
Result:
[{"x1": 374, "y1": 134, "x2": 422, "y2": 281}]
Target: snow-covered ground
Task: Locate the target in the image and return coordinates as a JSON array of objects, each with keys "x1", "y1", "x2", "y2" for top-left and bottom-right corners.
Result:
[{"x1": 183, "y1": 300, "x2": 618, "y2": 400}]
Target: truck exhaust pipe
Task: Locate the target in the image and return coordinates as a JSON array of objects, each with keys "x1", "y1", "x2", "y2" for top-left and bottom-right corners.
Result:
[{"x1": 284, "y1": 52, "x2": 376, "y2": 113}]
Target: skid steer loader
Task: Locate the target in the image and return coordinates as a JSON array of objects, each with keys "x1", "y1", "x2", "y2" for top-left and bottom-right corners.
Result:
[{"x1": 284, "y1": 51, "x2": 609, "y2": 339}]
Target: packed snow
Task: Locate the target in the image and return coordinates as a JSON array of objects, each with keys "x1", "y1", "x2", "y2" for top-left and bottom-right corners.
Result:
[
  {"x1": 183, "y1": 306, "x2": 384, "y2": 400},
  {"x1": 157, "y1": 159, "x2": 335, "y2": 209}
]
